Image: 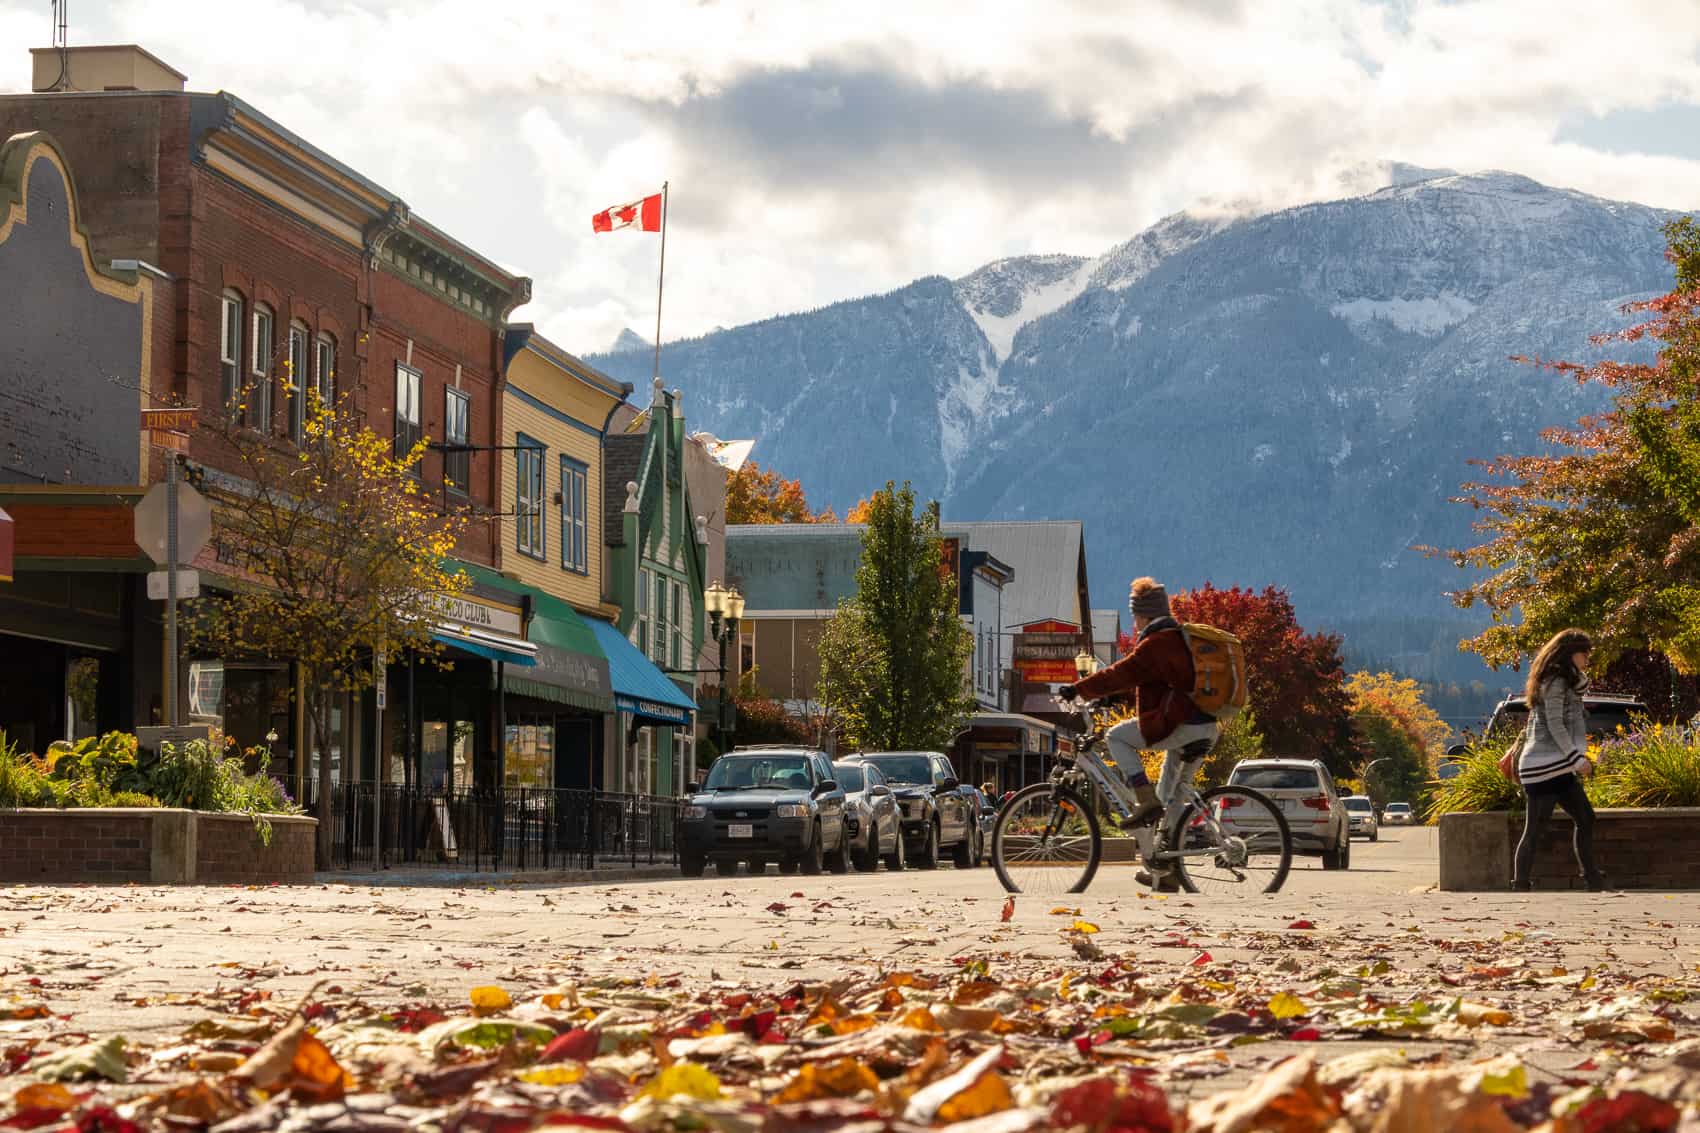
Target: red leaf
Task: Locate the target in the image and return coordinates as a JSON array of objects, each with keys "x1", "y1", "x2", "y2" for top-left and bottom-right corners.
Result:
[
  {"x1": 1575, "y1": 1090, "x2": 1679, "y2": 1133},
  {"x1": 1001, "y1": 896, "x2": 1015, "y2": 923},
  {"x1": 538, "y1": 1028, "x2": 600, "y2": 1064},
  {"x1": 1289, "y1": 1026, "x2": 1321, "y2": 1041},
  {"x1": 1191, "y1": 951, "x2": 1212, "y2": 966},
  {"x1": 1287, "y1": 919, "x2": 1315, "y2": 929},
  {"x1": 766, "y1": 902, "x2": 789, "y2": 914}
]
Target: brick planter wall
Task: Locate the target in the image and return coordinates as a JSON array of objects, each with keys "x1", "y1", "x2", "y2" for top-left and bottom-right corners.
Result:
[
  {"x1": 1439, "y1": 808, "x2": 1700, "y2": 891},
  {"x1": 0, "y1": 808, "x2": 316, "y2": 885}
]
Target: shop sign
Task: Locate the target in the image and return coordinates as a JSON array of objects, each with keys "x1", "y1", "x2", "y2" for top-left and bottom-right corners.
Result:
[
  {"x1": 1013, "y1": 619, "x2": 1086, "y2": 684},
  {"x1": 430, "y1": 592, "x2": 522, "y2": 636},
  {"x1": 532, "y1": 644, "x2": 612, "y2": 697},
  {"x1": 616, "y1": 694, "x2": 691, "y2": 725}
]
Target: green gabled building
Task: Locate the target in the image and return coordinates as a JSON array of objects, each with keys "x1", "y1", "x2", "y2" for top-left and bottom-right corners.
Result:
[{"x1": 601, "y1": 378, "x2": 706, "y2": 796}]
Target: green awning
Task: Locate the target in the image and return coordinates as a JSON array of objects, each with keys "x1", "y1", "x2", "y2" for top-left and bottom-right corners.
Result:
[{"x1": 449, "y1": 562, "x2": 614, "y2": 713}]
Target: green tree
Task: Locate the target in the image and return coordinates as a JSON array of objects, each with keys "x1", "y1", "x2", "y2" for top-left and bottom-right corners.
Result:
[
  {"x1": 1346, "y1": 671, "x2": 1449, "y2": 805},
  {"x1": 816, "y1": 482, "x2": 974, "y2": 750},
  {"x1": 1439, "y1": 217, "x2": 1700, "y2": 670}
]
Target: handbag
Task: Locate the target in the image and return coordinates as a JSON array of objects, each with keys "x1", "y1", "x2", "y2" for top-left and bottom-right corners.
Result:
[{"x1": 1497, "y1": 721, "x2": 1530, "y2": 782}]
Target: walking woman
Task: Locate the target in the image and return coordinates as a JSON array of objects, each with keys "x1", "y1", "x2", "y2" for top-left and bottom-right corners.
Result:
[{"x1": 1511, "y1": 629, "x2": 1605, "y2": 891}]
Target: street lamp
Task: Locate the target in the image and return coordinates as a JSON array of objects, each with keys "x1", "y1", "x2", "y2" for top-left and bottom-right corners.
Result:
[
  {"x1": 705, "y1": 581, "x2": 744, "y2": 756},
  {"x1": 1074, "y1": 651, "x2": 1100, "y2": 679}
]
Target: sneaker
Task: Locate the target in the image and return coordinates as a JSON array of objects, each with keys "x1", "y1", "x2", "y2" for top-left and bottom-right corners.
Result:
[{"x1": 1136, "y1": 866, "x2": 1180, "y2": 892}]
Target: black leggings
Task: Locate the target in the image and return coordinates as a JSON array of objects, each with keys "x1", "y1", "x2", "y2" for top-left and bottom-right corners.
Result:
[{"x1": 1513, "y1": 773, "x2": 1599, "y2": 885}]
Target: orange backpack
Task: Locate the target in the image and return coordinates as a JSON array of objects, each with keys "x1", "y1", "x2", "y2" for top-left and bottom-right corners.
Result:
[{"x1": 1179, "y1": 623, "x2": 1248, "y2": 718}]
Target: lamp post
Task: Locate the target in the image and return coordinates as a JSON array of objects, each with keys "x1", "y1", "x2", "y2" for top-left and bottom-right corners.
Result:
[
  {"x1": 1074, "y1": 651, "x2": 1100, "y2": 680},
  {"x1": 704, "y1": 581, "x2": 744, "y2": 757}
]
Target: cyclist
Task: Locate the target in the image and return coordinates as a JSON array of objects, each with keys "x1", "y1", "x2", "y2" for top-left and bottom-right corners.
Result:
[{"x1": 1059, "y1": 577, "x2": 1216, "y2": 885}]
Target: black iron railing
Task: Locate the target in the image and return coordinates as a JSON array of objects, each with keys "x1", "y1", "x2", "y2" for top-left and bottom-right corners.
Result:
[{"x1": 290, "y1": 780, "x2": 680, "y2": 872}]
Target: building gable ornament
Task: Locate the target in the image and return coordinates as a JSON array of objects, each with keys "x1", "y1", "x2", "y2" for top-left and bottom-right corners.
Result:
[{"x1": 363, "y1": 201, "x2": 410, "y2": 270}]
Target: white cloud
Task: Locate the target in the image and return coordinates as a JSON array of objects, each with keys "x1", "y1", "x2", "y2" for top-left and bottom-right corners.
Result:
[{"x1": 3, "y1": 0, "x2": 1698, "y2": 357}]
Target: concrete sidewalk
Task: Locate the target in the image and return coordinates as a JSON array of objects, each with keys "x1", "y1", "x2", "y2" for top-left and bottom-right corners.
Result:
[{"x1": 316, "y1": 862, "x2": 681, "y2": 887}]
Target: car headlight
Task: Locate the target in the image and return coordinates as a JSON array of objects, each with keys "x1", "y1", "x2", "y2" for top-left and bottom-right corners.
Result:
[
  {"x1": 775, "y1": 803, "x2": 808, "y2": 818},
  {"x1": 682, "y1": 805, "x2": 708, "y2": 819}
]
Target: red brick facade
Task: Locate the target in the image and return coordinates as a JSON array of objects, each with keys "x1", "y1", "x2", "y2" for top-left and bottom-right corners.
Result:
[{"x1": 0, "y1": 90, "x2": 519, "y2": 567}]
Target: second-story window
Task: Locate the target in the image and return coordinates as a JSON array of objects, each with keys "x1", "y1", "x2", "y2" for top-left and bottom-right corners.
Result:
[
  {"x1": 671, "y1": 580, "x2": 684, "y2": 671},
  {"x1": 652, "y1": 572, "x2": 668, "y2": 663},
  {"x1": 219, "y1": 291, "x2": 243, "y2": 413},
  {"x1": 314, "y1": 335, "x2": 336, "y2": 411},
  {"x1": 636, "y1": 567, "x2": 651, "y2": 655},
  {"x1": 287, "y1": 323, "x2": 309, "y2": 443},
  {"x1": 515, "y1": 436, "x2": 545, "y2": 559},
  {"x1": 560, "y1": 457, "x2": 587, "y2": 573},
  {"x1": 444, "y1": 388, "x2": 470, "y2": 495},
  {"x1": 394, "y1": 363, "x2": 422, "y2": 460},
  {"x1": 249, "y1": 303, "x2": 274, "y2": 429}
]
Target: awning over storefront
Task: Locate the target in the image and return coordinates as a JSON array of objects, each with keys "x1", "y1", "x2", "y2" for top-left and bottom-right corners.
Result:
[
  {"x1": 586, "y1": 617, "x2": 697, "y2": 726},
  {"x1": 431, "y1": 624, "x2": 538, "y2": 666},
  {"x1": 957, "y1": 711, "x2": 1057, "y2": 757},
  {"x1": 448, "y1": 563, "x2": 615, "y2": 713}
]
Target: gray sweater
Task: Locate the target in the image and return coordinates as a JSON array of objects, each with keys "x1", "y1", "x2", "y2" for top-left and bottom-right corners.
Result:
[{"x1": 1517, "y1": 676, "x2": 1589, "y2": 785}]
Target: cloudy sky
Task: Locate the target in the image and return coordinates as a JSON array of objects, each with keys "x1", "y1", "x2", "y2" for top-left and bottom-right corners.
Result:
[{"x1": 4, "y1": 1, "x2": 1699, "y2": 354}]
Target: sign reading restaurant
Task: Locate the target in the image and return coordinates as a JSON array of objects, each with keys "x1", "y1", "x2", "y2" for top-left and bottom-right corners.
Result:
[{"x1": 1013, "y1": 618, "x2": 1087, "y2": 684}]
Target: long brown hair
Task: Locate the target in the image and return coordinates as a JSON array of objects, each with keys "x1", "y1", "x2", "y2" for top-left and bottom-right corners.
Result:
[{"x1": 1525, "y1": 628, "x2": 1592, "y2": 705}]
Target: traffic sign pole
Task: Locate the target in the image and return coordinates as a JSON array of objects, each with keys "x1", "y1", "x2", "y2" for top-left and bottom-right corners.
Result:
[{"x1": 166, "y1": 456, "x2": 179, "y2": 727}]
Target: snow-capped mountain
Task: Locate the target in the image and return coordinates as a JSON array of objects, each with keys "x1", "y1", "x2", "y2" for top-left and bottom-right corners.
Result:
[
  {"x1": 609, "y1": 328, "x2": 649, "y2": 354},
  {"x1": 593, "y1": 170, "x2": 1684, "y2": 678}
]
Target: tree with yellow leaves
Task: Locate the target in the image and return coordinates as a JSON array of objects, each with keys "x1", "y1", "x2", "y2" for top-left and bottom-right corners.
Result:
[
  {"x1": 190, "y1": 388, "x2": 469, "y2": 864},
  {"x1": 724, "y1": 461, "x2": 838, "y2": 524},
  {"x1": 1346, "y1": 671, "x2": 1450, "y2": 804}
]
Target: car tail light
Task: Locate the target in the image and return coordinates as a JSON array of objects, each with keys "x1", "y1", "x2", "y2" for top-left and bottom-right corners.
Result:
[
  {"x1": 1215, "y1": 796, "x2": 1245, "y2": 810},
  {"x1": 1301, "y1": 796, "x2": 1331, "y2": 810}
]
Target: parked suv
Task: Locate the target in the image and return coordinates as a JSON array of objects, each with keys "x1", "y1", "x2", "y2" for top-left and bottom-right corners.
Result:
[
  {"x1": 1483, "y1": 691, "x2": 1649, "y2": 741},
  {"x1": 1226, "y1": 759, "x2": 1351, "y2": 870},
  {"x1": 1343, "y1": 795, "x2": 1378, "y2": 842},
  {"x1": 833, "y1": 760, "x2": 904, "y2": 872},
  {"x1": 842, "y1": 752, "x2": 978, "y2": 869},
  {"x1": 678, "y1": 747, "x2": 848, "y2": 877}
]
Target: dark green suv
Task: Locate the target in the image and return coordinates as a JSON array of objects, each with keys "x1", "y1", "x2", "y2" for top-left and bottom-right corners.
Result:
[{"x1": 678, "y1": 748, "x2": 849, "y2": 877}]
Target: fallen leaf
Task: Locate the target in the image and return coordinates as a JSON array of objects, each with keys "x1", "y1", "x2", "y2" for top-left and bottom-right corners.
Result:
[
  {"x1": 1267, "y1": 993, "x2": 1307, "y2": 1020},
  {"x1": 640, "y1": 1063, "x2": 721, "y2": 1102},
  {"x1": 1071, "y1": 920, "x2": 1100, "y2": 935},
  {"x1": 288, "y1": 1033, "x2": 351, "y2": 1102},
  {"x1": 1455, "y1": 1001, "x2": 1512, "y2": 1027},
  {"x1": 1001, "y1": 897, "x2": 1015, "y2": 923},
  {"x1": 904, "y1": 1045, "x2": 1005, "y2": 1125},
  {"x1": 539, "y1": 1028, "x2": 601, "y2": 1063},
  {"x1": 32, "y1": 1037, "x2": 127, "y2": 1084},
  {"x1": 774, "y1": 1059, "x2": 880, "y2": 1104},
  {"x1": 1188, "y1": 1055, "x2": 1341, "y2": 1133},
  {"x1": 468, "y1": 986, "x2": 512, "y2": 1016}
]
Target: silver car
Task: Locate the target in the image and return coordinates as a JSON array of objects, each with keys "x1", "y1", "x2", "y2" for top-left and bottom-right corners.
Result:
[
  {"x1": 1343, "y1": 795, "x2": 1379, "y2": 842},
  {"x1": 832, "y1": 761, "x2": 905, "y2": 871},
  {"x1": 1383, "y1": 801, "x2": 1414, "y2": 825},
  {"x1": 1226, "y1": 759, "x2": 1352, "y2": 870}
]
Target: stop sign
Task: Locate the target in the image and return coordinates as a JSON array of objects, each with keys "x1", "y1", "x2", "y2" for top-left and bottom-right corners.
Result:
[{"x1": 134, "y1": 481, "x2": 213, "y2": 567}]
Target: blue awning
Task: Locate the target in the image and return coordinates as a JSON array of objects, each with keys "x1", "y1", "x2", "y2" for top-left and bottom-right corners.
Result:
[
  {"x1": 585, "y1": 618, "x2": 697, "y2": 725},
  {"x1": 431, "y1": 628, "x2": 538, "y2": 667}
]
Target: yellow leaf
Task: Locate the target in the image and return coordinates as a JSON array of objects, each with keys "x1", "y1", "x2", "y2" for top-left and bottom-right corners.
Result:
[
  {"x1": 937, "y1": 1071, "x2": 1014, "y2": 1123},
  {"x1": 1455, "y1": 1001, "x2": 1511, "y2": 1027},
  {"x1": 1578, "y1": 974, "x2": 1597, "y2": 991},
  {"x1": 1478, "y1": 1064, "x2": 1528, "y2": 1098},
  {"x1": 541, "y1": 993, "x2": 566, "y2": 1010},
  {"x1": 640, "y1": 1062, "x2": 722, "y2": 1101},
  {"x1": 1058, "y1": 974, "x2": 1073, "y2": 1001},
  {"x1": 518, "y1": 1064, "x2": 585, "y2": 1086},
  {"x1": 899, "y1": 1007, "x2": 941, "y2": 1031},
  {"x1": 469, "y1": 986, "x2": 512, "y2": 1015},
  {"x1": 1049, "y1": 907, "x2": 1081, "y2": 916},
  {"x1": 1267, "y1": 992, "x2": 1308, "y2": 1020},
  {"x1": 1071, "y1": 920, "x2": 1100, "y2": 935}
]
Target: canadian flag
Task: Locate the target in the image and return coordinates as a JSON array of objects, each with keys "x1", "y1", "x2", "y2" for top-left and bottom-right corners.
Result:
[{"x1": 592, "y1": 193, "x2": 662, "y2": 234}]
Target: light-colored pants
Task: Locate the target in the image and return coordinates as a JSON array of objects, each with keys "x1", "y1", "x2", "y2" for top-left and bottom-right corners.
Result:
[{"x1": 1106, "y1": 716, "x2": 1219, "y2": 807}]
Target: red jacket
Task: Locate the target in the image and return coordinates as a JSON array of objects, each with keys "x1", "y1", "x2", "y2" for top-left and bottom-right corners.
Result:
[{"x1": 1073, "y1": 619, "x2": 1198, "y2": 745}]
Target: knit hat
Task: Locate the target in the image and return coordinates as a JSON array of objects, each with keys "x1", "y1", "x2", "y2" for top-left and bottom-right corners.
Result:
[{"x1": 1129, "y1": 579, "x2": 1171, "y2": 621}]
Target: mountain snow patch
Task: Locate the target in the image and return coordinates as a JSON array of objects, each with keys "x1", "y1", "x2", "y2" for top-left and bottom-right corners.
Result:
[
  {"x1": 961, "y1": 266, "x2": 1091, "y2": 364},
  {"x1": 937, "y1": 360, "x2": 1015, "y2": 489},
  {"x1": 1331, "y1": 292, "x2": 1477, "y2": 337}
]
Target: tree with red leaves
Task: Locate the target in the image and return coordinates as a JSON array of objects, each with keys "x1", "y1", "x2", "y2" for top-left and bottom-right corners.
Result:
[{"x1": 1122, "y1": 583, "x2": 1362, "y2": 776}]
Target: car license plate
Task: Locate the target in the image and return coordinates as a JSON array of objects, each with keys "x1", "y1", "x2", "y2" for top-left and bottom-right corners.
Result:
[{"x1": 728, "y1": 824, "x2": 753, "y2": 839}]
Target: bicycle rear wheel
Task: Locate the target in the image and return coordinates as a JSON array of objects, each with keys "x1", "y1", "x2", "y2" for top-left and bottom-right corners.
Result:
[
  {"x1": 992, "y1": 783, "x2": 1101, "y2": 895},
  {"x1": 1164, "y1": 784, "x2": 1291, "y2": 896}
]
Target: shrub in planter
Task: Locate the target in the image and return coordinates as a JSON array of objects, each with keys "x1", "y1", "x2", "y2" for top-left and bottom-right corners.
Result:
[
  {"x1": 1592, "y1": 724, "x2": 1700, "y2": 808},
  {"x1": 1425, "y1": 739, "x2": 1523, "y2": 822}
]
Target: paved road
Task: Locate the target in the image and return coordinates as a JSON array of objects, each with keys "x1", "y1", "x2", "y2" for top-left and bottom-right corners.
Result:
[{"x1": 3, "y1": 825, "x2": 1695, "y2": 1101}]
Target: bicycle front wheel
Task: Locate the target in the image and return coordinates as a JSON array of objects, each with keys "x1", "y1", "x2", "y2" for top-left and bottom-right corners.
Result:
[
  {"x1": 1164, "y1": 784, "x2": 1291, "y2": 896},
  {"x1": 992, "y1": 783, "x2": 1101, "y2": 895}
]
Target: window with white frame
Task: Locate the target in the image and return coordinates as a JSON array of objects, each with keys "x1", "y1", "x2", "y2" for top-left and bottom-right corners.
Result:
[
  {"x1": 444, "y1": 388, "x2": 471, "y2": 494},
  {"x1": 652, "y1": 572, "x2": 669, "y2": 663},
  {"x1": 636, "y1": 568, "x2": 651, "y2": 655},
  {"x1": 671, "y1": 580, "x2": 684, "y2": 671},
  {"x1": 287, "y1": 322, "x2": 309, "y2": 442},
  {"x1": 314, "y1": 335, "x2": 336, "y2": 410},
  {"x1": 394, "y1": 364, "x2": 422, "y2": 460},
  {"x1": 560, "y1": 456, "x2": 587, "y2": 573},
  {"x1": 515, "y1": 435, "x2": 545, "y2": 559},
  {"x1": 248, "y1": 303, "x2": 274, "y2": 428},
  {"x1": 219, "y1": 291, "x2": 243, "y2": 412}
]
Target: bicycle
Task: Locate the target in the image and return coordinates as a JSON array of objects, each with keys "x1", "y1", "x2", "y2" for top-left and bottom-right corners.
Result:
[{"x1": 991, "y1": 698, "x2": 1292, "y2": 897}]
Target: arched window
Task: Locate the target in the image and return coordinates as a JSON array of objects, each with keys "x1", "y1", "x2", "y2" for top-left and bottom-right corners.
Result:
[
  {"x1": 314, "y1": 333, "x2": 336, "y2": 411},
  {"x1": 219, "y1": 289, "x2": 244, "y2": 412},
  {"x1": 287, "y1": 321, "x2": 309, "y2": 442},
  {"x1": 249, "y1": 302, "x2": 274, "y2": 429}
]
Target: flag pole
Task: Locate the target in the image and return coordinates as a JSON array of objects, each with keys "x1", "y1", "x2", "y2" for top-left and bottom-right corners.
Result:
[{"x1": 652, "y1": 181, "x2": 668, "y2": 383}]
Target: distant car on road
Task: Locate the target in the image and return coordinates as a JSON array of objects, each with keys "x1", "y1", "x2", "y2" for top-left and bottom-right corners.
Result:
[
  {"x1": 678, "y1": 748, "x2": 849, "y2": 877},
  {"x1": 842, "y1": 751, "x2": 978, "y2": 869},
  {"x1": 1226, "y1": 759, "x2": 1351, "y2": 870},
  {"x1": 1343, "y1": 794, "x2": 1378, "y2": 841},
  {"x1": 833, "y1": 760, "x2": 904, "y2": 872},
  {"x1": 1382, "y1": 801, "x2": 1414, "y2": 825}
]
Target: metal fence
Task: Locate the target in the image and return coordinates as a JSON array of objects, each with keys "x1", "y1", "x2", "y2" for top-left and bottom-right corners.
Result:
[{"x1": 291, "y1": 781, "x2": 680, "y2": 872}]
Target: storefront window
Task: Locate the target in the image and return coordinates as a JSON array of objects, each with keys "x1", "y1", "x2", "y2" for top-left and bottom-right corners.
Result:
[
  {"x1": 191, "y1": 659, "x2": 292, "y2": 773},
  {"x1": 503, "y1": 722, "x2": 554, "y2": 790},
  {"x1": 65, "y1": 656, "x2": 100, "y2": 742},
  {"x1": 422, "y1": 719, "x2": 474, "y2": 792}
]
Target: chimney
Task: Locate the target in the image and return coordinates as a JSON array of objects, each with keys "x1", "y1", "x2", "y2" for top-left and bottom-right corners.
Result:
[{"x1": 30, "y1": 45, "x2": 186, "y2": 93}]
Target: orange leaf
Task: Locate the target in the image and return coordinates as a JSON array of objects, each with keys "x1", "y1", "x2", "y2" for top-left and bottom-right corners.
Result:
[
  {"x1": 12, "y1": 1083, "x2": 76, "y2": 1115},
  {"x1": 1000, "y1": 896, "x2": 1015, "y2": 922},
  {"x1": 937, "y1": 1071, "x2": 1014, "y2": 1124},
  {"x1": 289, "y1": 1033, "x2": 352, "y2": 1102},
  {"x1": 899, "y1": 1007, "x2": 941, "y2": 1032},
  {"x1": 774, "y1": 1058, "x2": 880, "y2": 1104}
]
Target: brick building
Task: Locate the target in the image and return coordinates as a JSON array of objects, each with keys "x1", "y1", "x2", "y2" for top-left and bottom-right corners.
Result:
[{"x1": 0, "y1": 47, "x2": 530, "y2": 782}]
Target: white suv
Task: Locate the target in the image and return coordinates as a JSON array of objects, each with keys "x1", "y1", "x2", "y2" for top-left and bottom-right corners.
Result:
[
  {"x1": 1226, "y1": 759, "x2": 1352, "y2": 870},
  {"x1": 1343, "y1": 795, "x2": 1378, "y2": 842}
]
